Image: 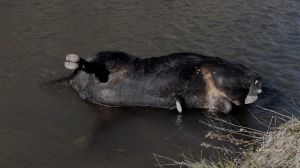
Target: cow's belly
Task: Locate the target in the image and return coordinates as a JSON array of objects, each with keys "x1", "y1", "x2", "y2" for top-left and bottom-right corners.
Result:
[{"x1": 89, "y1": 77, "x2": 175, "y2": 108}]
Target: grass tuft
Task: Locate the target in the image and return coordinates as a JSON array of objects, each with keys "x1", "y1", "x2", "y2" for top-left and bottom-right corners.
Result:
[{"x1": 154, "y1": 106, "x2": 300, "y2": 168}]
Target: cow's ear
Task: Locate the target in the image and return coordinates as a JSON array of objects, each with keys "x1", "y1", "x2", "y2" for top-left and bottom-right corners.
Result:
[{"x1": 96, "y1": 64, "x2": 110, "y2": 83}]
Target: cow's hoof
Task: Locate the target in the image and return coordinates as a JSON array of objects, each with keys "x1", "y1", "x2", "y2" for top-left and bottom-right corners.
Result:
[
  {"x1": 65, "y1": 54, "x2": 80, "y2": 70},
  {"x1": 176, "y1": 100, "x2": 183, "y2": 113}
]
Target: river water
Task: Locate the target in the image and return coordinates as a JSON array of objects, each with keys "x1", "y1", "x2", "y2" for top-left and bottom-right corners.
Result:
[{"x1": 0, "y1": 0, "x2": 300, "y2": 167}]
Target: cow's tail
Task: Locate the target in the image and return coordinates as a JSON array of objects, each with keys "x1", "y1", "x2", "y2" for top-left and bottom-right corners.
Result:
[{"x1": 40, "y1": 54, "x2": 82, "y2": 89}]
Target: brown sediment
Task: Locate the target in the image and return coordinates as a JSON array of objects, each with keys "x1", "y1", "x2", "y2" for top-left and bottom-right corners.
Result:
[
  {"x1": 107, "y1": 69, "x2": 129, "y2": 84},
  {"x1": 202, "y1": 68, "x2": 227, "y2": 98},
  {"x1": 200, "y1": 68, "x2": 229, "y2": 110}
]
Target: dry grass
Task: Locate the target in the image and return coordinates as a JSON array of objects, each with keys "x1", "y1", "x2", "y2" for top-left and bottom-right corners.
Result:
[
  {"x1": 154, "y1": 106, "x2": 300, "y2": 168},
  {"x1": 242, "y1": 118, "x2": 300, "y2": 168}
]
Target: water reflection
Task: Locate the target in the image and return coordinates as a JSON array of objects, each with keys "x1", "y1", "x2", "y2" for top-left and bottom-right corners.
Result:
[{"x1": 174, "y1": 114, "x2": 184, "y2": 130}]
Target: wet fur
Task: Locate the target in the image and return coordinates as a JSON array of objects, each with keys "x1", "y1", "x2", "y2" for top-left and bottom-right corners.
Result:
[{"x1": 67, "y1": 51, "x2": 262, "y2": 113}]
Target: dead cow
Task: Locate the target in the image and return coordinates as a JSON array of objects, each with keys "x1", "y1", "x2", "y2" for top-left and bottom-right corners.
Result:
[{"x1": 64, "y1": 51, "x2": 262, "y2": 113}]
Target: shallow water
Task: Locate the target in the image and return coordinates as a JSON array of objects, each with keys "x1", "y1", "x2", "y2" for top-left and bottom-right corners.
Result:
[{"x1": 1, "y1": 0, "x2": 300, "y2": 167}]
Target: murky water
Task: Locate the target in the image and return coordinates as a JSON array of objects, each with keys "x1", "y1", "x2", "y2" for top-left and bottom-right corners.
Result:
[{"x1": 1, "y1": 0, "x2": 300, "y2": 167}]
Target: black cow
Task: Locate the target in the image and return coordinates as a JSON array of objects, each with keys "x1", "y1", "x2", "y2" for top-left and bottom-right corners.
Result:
[{"x1": 64, "y1": 51, "x2": 262, "y2": 113}]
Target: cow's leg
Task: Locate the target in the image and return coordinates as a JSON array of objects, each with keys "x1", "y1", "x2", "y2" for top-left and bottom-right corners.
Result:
[
  {"x1": 64, "y1": 54, "x2": 110, "y2": 82},
  {"x1": 208, "y1": 97, "x2": 232, "y2": 113},
  {"x1": 175, "y1": 95, "x2": 185, "y2": 113}
]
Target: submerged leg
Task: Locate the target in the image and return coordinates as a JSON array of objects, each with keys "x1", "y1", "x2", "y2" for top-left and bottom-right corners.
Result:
[
  {"x1": 214, "y1": 97, "x2": 232, "y2": 113},
  {"x1": 64, "y1": 54, "x2": 110, "y2": 82}
]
